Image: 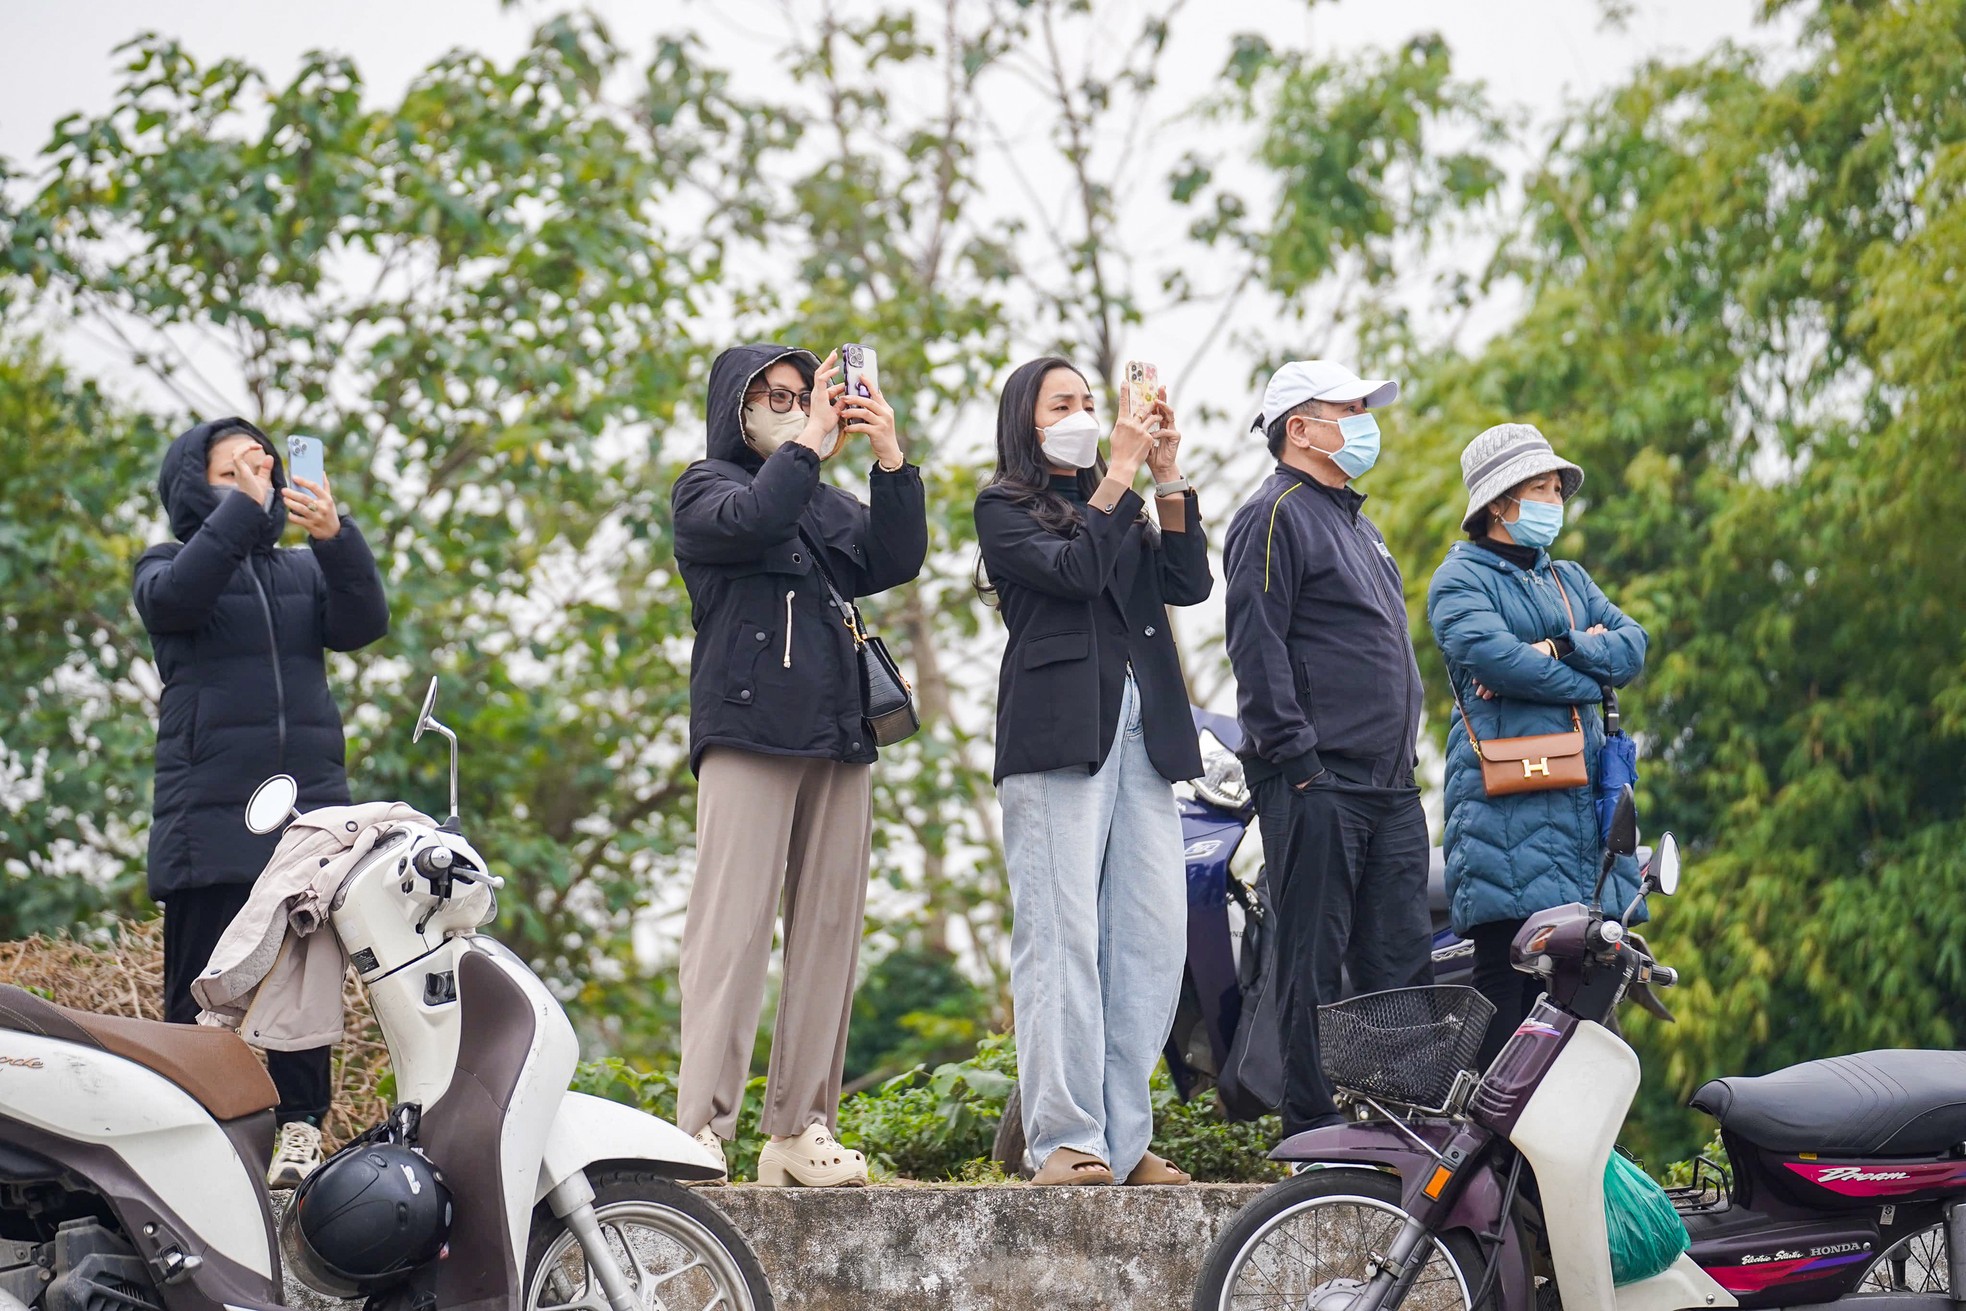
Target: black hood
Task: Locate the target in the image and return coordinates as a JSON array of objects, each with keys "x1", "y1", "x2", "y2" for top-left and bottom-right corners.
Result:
[
  {"x1": 157, "y1": 417, "x2": 288, "y2": 546},
  {"x1": 704, "y1": 343, "x2": 820, "y2": 470}
]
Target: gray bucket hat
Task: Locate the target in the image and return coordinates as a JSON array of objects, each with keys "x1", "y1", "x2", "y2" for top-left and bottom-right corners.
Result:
[{"x1": 1459, "y1": 423, "x2": 1584, "y2": 534}]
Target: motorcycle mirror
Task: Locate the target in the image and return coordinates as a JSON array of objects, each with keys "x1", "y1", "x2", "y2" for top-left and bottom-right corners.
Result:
[
  {"x1": 413, "y1": 677, "x2": 440, "y2": 743},
  {"x1": 412, "y1": 675, "x2": 461, "y2": 828},
  {"x1": 1651, "y1": 832, "x2": 1680, "y2": 896},
  {"x1": 1608, "y1": 785, "x2": 1639, "y2": 858},
  {"x1": 244, "y1": 774, "x2": 300, "y2": 835}
]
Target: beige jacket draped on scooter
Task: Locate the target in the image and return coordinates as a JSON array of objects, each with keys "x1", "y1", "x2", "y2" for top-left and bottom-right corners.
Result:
[{"x1": 191, "y1": 801, "x2": 431, "y2": 1050}]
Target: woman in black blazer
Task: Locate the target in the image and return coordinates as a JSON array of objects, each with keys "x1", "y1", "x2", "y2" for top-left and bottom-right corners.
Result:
[{"x1": 974, "y1": 355, "x2": 1212, "y2": 1188}]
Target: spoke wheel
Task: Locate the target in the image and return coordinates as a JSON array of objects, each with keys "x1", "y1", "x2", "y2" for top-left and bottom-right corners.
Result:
[
  {"x1": 1856, "y1": 1225, "x2": 1949, "y2": 1295},
  {"x1": 525, "y1": 1168, "x2": 772, "y2": 1311},
  {"x1": 1194, "y1": 1167, "x2": 1488, "y2": 1311}
]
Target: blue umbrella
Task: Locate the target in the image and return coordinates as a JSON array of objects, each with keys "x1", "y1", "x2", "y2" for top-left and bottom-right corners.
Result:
[{"x1": 1596, "y1": 686, "x2": 1639, "y2": 844}]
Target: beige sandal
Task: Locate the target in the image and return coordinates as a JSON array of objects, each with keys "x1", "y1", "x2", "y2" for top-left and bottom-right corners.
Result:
[
  {"x1": 755, "y1": 1124, "x2": 869, "y2": 1187},
  {"x1": 1124, "y1": 1151, "x2": 1192, "y2": 1186},
  {"x1": 1033, "y1": 1147, "x2": 1114, "y2": 1186},
  {"x1": 687, "y1": 1127, "x2": 729, "y2": 1185}
]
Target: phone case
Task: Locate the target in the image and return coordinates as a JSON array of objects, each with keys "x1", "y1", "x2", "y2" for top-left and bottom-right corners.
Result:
[
  {"x1": 287, "y1": 435, "x2": 326, "y2": 499},
  {"x1": 1124, "y1": 361, "x2": 1160, "y2": 418},
  {"x1": 843, "y1": 343, "x2": 880, "y2": 401}
]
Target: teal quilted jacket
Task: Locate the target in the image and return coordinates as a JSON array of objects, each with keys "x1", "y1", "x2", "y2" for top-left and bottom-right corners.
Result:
[{"x1": 1426, "y1": 540, "x2": 1649, "y2": 935}]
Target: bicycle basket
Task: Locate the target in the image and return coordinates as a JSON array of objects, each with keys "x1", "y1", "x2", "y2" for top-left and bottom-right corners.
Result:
[{"x1": 1318, "y1": 985, "x2": 1496, "y2": 1108}]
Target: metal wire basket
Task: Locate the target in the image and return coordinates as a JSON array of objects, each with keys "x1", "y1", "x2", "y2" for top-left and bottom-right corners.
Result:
[{"x1": 1318, "y1": 985, "x2": 1497, "y2": 1109}]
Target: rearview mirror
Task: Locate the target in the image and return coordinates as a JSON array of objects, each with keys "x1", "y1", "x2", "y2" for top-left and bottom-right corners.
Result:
[
  {"x1": 1651, "y1": 832, "x2": 1680, "y2": 896},
  {"x1": 244, "y1": 774, "x2": 299, "y2": 835},
  {"x1": 413, "y1": 677, "x2": 440, "y2": 743},
  {"x1": 1608, "y1": 785, "x2": 1638, "y2": 858}
]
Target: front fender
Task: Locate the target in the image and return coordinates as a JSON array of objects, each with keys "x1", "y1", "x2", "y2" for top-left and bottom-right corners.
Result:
[
  {"x1": 535, "y1": 1093, "x2": 725, "y2": 1202},
  {"x1": 1273, "y1": 1122, "x2": 1532, "y2": 1311}
]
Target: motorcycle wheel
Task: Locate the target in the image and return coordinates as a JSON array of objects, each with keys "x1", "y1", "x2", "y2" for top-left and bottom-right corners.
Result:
[
  {"x1": 991, "y1": 1084, "x2": 1032, "y2": 1178},
  {"x1": 1856, "y1": 1225, "x2": 1949, "y2": 1294},
  {"x1": 1192, "y1": 1166, "x2": 1490, "y2": 1311},
  {"x1": 524, "y1": 1167, "x2": 774, "y2": 1311}
]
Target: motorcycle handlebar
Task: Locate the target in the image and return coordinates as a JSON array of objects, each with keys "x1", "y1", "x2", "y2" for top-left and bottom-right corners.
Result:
[{"x1": 1651, "y1": 965, "x2": 1678, "y2": 988}]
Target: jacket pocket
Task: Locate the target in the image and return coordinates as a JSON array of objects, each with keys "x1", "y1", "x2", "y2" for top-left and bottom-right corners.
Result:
[
  {"x1": 1294, "y1": 657, "x2": 1318, "y2": 719},
  {"x1": 1021, "y1": 630, "x2": 1090, "y2": 670},
  {"x1": 722, "y1": 618, "x2": 771, "y2": 705}
]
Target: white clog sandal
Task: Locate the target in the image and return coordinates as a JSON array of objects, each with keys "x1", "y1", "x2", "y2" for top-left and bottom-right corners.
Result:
[{"x1": 755, "y1": 1124, "x2": 869, "y2": 1187}]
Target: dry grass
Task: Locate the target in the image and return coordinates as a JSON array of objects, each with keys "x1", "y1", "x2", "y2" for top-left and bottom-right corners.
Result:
[{"x1": 0, "y1": 918, "x2": 392, "y2": 1147}]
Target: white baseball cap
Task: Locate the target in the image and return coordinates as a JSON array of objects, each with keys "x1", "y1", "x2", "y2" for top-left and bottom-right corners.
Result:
[{"x1": 1250, "y1": 360, "x2": 1401, "y2": 432}]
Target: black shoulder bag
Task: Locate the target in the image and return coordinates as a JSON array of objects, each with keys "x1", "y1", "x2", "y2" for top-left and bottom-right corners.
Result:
[{"x1": 797, "y1": 529, "x2": 920, "y2": 747}]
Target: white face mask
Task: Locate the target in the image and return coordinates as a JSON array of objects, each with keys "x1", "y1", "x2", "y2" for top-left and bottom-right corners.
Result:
[
  {"x1": 742, "y1": 401, "x2": 808, "y2": 455},
  {"x1": 1038, "y1": 409, "x2": 1102, "y2": 469}
]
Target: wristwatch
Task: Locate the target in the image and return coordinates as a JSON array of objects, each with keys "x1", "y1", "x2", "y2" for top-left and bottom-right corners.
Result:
[{"x1": 1154, "y1": 477, "x2": 1192, "y2": 497}]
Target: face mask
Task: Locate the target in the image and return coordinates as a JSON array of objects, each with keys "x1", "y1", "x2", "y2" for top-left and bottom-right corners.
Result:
[
  {"x1": 1505, "y1": 496, "x2": 1565, "y2": 549},
  {"x1": 743, "y1": 401, "x2": 808, "y2": 455},
  {"x1": 1307, "y1": 412, "x2": 1381, "y2": 480},
  {"x1": 1038, "y1": 409, "x2": 1102, "y2": 469}
]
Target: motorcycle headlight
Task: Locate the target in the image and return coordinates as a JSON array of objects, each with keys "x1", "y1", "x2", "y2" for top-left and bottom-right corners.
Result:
[{"x1": 1192, "y1": 728, "x2": 1250, "y2": 812}]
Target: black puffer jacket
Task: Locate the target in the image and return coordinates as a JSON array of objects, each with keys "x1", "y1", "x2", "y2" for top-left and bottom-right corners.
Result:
[
  {"x1": 671, "y1": 343, "x2": 928, "y2": 775},
  {"x1": 135, "y1": 419, "x2": 390, "y2": 900}
]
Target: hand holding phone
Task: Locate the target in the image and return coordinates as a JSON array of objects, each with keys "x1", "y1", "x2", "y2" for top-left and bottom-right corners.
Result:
[
  {"x1": 282, "y1": 435, "x2": 342, "y2": 540},
  {"x1": 1124, "y1": 361, "x2": 1160, "y2": 424},
  {"x1": 286, "y1": 435, "x2": 326, "y2": 501},
  {"x1": 840, "y1": 343, "x2": 902, "y2": 469}
]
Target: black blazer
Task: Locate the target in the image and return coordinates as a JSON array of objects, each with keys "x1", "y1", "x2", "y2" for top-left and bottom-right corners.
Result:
[{"x1": 975, "y1": 484, "x2": 1212, "y2": 784}]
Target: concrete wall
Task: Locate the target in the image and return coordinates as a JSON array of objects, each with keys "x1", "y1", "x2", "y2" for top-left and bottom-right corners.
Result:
[{"x1": 278, "y1": 1182, "x2": 1267, "y2": 1310}]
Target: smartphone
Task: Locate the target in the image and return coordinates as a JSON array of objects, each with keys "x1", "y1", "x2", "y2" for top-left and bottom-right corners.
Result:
[
  {"x1": 1124, "y1": 360, "x2": 1160, "y2": 419},
  {"x1": 842, "y1": 342, "x2": 879, "y2": 401},
  {"x1": 286, "y1": 435, "x2": 326, "y2": 500}
]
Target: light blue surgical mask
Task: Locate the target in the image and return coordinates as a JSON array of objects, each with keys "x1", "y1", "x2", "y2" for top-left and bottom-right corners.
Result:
[
  {"x1": 1506, "y1": 496, "x2": 1565, "y2": 549},
  {"x1": 1310, "y1": 412, "x2": 1382, "y2": 480}
]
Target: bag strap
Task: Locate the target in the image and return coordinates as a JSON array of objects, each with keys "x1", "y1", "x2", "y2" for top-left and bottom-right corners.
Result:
[{"x1": 796, "y1": 526, "x2": 867, "y2": 648}]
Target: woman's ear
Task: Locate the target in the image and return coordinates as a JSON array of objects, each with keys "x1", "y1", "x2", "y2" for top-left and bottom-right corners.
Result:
[{"x1": 1488, "y1": 497, "x2": 1511, "y2": 524}]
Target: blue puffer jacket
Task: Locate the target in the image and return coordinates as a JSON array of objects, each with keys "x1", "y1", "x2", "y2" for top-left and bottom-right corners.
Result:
[{"x1": 1426, "y1": 540, "x2": 1649, "y2": 935}]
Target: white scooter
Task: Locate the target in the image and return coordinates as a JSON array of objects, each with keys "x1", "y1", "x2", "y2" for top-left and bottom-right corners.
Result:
[{"x1": 0, "y1": 677, "x2": 769, "y2": 1311}]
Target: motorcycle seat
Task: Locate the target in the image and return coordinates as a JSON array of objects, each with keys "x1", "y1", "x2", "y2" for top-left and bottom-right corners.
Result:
[
  {"x1": 1692, "y1": 1049, "x2": 1966, "y2": 1156},
  {"x1": 0, "y1": 984, "x2": 278, "y2": 1122}
]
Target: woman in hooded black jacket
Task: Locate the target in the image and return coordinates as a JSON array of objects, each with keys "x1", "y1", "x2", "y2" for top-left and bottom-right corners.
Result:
[
  {"x1": 136, "y1": 418, "x2": 389, "y2": 1187},
  {"x1": 670, "y1": 344, "x2": 926, "y2": 1186}
]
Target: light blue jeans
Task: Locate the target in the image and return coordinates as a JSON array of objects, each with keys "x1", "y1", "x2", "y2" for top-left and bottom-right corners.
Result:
[{"x1": 998, "y1": 673, "x2": 1185, "y2": 1179}]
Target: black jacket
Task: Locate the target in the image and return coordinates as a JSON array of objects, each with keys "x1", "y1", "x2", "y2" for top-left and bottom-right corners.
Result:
[
  {"x1": 136, "y1": 419, "x2": 390, "y2": 900},
  {"x1": 1223, "y1": 465, "x2": 1423, "y2": 788},
  {"x1": 976, "y1": 481, "x2": 1212, "y2": 784},
  {"x1": 672, "y1": 343, "x2": 928, "y2": 775}
]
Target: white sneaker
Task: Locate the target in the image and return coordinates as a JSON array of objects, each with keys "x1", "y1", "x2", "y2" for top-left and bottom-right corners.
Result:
[
  {"x1": 756, "y1": 1124, "x2": 868, "y2": 1188},
  {"x1": 691, "y1": 1127, "x2": 729, "y2": 1184},
  {"x1": 267, "y1": 1120, "x2": 324, "y2": 1190}
]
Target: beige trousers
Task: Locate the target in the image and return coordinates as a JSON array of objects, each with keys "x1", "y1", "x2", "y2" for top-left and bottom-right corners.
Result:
[{"x1": 677, "y1": 747, "x2": 873, "y2": 1139}]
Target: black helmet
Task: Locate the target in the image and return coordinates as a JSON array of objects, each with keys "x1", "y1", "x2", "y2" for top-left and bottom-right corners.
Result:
[{"x1": 281, "y1": 1141, "x2": 453, "y2": 1298}]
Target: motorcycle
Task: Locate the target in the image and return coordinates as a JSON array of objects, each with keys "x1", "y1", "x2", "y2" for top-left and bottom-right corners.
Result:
[
  {"x1": 0, "y1": 677, "x2": 770, "y2": 1311},
  {"x1": 992, "y1": 708, "x2": 1474, "y2": 1172},
  {"x1": 1197, "y1": 785, "x2": 1966, "y2": 1311}
]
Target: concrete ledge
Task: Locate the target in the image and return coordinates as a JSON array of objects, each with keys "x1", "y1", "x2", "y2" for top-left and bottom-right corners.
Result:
[
  {"x1": 697, "y1": 1183, "x2": 1262, "y2": 1310},
  {"x1": 279, "y1": 1182, "x2": 1265, "y2": 1310}
]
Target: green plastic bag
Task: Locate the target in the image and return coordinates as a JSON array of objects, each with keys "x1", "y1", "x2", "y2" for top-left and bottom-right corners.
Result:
[{"x1": 1604, "y1": 1151, "x2": 1690, "y2": 1285}]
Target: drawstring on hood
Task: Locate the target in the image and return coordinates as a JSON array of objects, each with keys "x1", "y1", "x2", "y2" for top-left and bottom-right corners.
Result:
[
  {"x1": 157, "y1": 417, "x2": 289, "y2": 549},
  {"x1": 704, "y1": 343, "x2": 821, "y2": 470}
]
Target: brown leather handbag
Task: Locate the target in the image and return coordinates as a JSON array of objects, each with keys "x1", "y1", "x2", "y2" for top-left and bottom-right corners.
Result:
[{"x1": 1452, "y1": 570, "x2": 1588, "y2": 797}]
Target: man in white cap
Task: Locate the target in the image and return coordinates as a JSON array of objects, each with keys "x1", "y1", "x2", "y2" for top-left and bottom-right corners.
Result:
[{"x1": 1222, "y1": 359, "x2": 1433, "y2": 1136}]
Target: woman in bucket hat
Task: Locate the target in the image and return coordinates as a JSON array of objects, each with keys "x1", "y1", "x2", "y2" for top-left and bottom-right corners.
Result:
[{"x1": 1424, "y1": 423, "x2": 1649, "y2": 1064}]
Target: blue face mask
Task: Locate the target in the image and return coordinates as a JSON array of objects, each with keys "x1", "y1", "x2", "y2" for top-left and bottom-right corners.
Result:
[
  {"x1": 1506, "y1": 497, "x2": 1565, "y2": 549},
  {"x1": 1310, "y1": 412, "x2": 1382, "y2": 480}
]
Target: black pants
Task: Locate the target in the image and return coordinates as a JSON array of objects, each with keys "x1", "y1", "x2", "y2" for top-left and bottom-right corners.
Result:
[
  {"x1": 1256, "y1": 774, "x2": 1434, "y2": 1136},
  {"x1": 162, "y1": 885, "x2": 332, "y2": 1126},
  {"x1": 1469, "y1": 918, "x2": 1543, "y2": 1070}
]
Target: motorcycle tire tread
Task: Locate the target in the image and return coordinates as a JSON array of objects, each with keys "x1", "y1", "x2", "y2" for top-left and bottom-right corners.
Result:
[
  {"x1": 1192, "y1": 1166, "x2": 1495, "y2": 1311},
  {"x1": 523, "y1": 1167, "x2": 775, "y2": 1311}
]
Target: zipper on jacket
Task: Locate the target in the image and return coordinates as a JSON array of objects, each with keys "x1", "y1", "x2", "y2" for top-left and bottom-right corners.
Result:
[
  {"x1": 782, "y1": 590, "x2": 796, "y2": 668},
  {"x1": 246, "y1": 560, "x2": 288, "y2": 771}
]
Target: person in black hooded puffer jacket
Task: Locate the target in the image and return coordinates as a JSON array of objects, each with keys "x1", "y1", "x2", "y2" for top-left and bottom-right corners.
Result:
[
  {"x1": 669, "y1": 344, "x2": 926, "y2": 1186},
  {"x1": 135, "y1": 417, "x2": 389, "y2": 1187}
]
